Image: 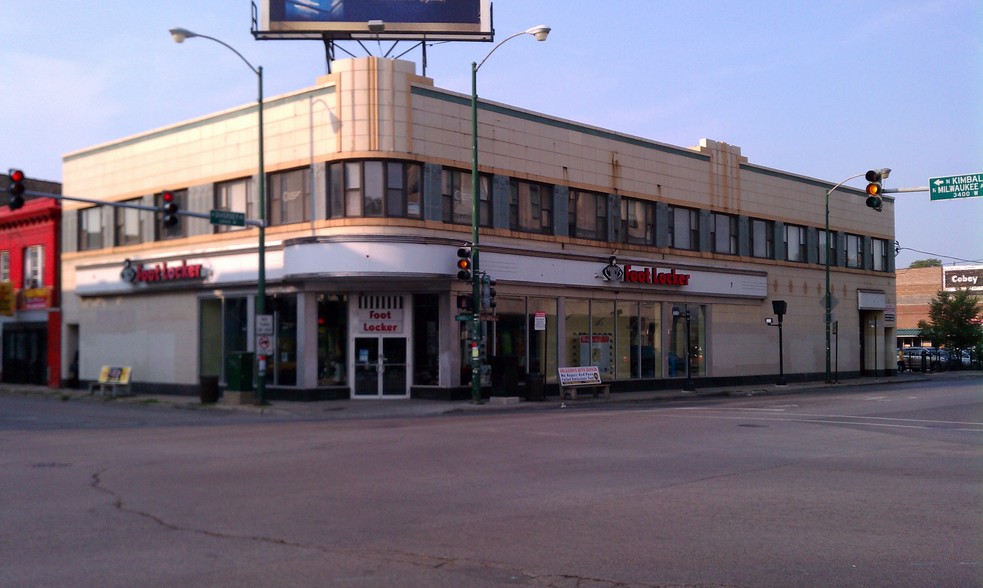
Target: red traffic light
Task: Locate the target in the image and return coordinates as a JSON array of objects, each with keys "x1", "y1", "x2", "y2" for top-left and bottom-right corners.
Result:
[
  {"x1": 161, "y1": 191, "x2": 180, "y2": 226},
  {"x1": 7, "y1": 168, "x2": 26, "y2": 210}
]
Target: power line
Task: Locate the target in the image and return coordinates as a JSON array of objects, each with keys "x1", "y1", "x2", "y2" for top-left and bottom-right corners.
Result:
[{"x1": 898, "y1": 247, "x2": 983, "y2": 265}]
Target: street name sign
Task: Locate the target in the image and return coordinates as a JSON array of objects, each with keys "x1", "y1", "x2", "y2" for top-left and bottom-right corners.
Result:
[
  {"x1": 929, "y1": 173, "x2": 983, "y2": 201},
  {"x1": 209, "y1": 209, "x2": 246, "y2": 226}
]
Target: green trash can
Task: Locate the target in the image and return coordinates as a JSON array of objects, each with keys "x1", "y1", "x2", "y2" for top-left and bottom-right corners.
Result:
[{"x1": 225, "y1": 352, "x2": 255, "y2": 392}]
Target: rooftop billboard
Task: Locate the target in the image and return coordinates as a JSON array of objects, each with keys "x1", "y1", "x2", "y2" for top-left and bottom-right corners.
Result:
[
  {"x1": 943, "y1": 265, "x2": 983, "y2": 292},
  {"x1": 255, "y1": 0, "x2": 493, "y2": 41}
]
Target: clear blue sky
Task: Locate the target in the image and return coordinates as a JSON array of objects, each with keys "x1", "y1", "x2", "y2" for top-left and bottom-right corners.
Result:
[{"x1": 2, "y1": 1, "x2": 980, "y2": 268}]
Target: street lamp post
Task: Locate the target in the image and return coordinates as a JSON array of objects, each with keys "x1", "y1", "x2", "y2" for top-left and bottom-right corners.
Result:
[
  {"x1": 823, "y1": 168, "x2": 889, "y2": 383},
  {"x1": 468, "y1": 25, "x2": 550, "y2": 404},
  {"x1": 171, "y1": 28, "x2": 268, "y2": 405},
  {"x1": 766, "y1": 300, "x2": 788, "y2": 386}
]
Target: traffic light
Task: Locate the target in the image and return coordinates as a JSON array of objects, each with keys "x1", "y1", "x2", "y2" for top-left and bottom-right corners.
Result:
[
  {"x1": 865, "y1": 169, "x2": 884, "y2": 211},
  {"x1": 456, "y1": 245, "x2": 473, "y2": 281},
  {"x1": 481, "y1": 275, "x2": 497, "y2": 310},
  {"x1": 161, "y1": 191, "x2": 179, "y2": 226},
  {"x1": 457, "y1": 294, "x2": 473, "y2": 312},
  {"x1": 7, "y1": 169, "x2": 25, "y2": 210}
]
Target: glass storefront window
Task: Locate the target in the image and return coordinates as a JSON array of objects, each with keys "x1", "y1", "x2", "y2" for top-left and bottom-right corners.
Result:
[
  {"x1": 564, "y1": 298, "x2": 590, "y2": 368},
  {"x1": 219, "y1": 297, "x2": 249, "y2": 386},
  {"x1": 640, "y1": 302, "x2": 662, "y2": 378},
  {"x1": 200, "y1": 299, "x2": 222, "y2": 379},
  {"x1": 590, "y1": 300, "x2": 616, "y2": 379},
  {"x1": 223, "y1": 297, "x2": 249, "y2": 354},
  {"x1": 528, "y1": 297, "x2": 557, "y2": 382},
  {"x1": 668, "y1": 304, "x2": 706, "y2": 378},
  {"x1": 317, "y1": 294, "x2": 348, "y2": 386},
  {"x1": 265, "y1": 295, "x2": 298, "y2": 386},
  {"x1": 491, "y1": 296, "x2": 527, "y2": 392},
  {"x1": 616, "y1": 302, "x2": 636, "y2": 379},
  {"x1": 412, "y1": 294, "x2": 439, "y2": 385}
]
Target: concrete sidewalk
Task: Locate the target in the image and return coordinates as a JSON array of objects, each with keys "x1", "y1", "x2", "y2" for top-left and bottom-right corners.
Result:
[{"x1": 2, "y1": 370, "x2": 979, "y2": 421}]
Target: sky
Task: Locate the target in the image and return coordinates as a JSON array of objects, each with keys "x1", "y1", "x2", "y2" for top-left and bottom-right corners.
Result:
[{"x1": 1, "y1": 1, "x2": 980, "y2": 269}]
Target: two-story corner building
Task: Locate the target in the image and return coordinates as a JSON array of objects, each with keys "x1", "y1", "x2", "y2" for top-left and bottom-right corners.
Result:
[
  {"x1": 59, "y1": 57, "x2": 896, "y2": 401},
  {"x1": 0, "y1": 173, "x2": 63, "y2": 387}
]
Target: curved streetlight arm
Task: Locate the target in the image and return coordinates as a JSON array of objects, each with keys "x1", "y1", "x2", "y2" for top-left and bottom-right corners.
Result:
[
  {"x1": 170, "y1": 28, "x2": 260, "y2": 76},
  {"x1": 171, "y1": 26, "x2": 268, "y2": 405},
  {"x1": 825, "y1": 172, "x2": 867, "y2": 197},
  {"x1": 467, "y1": 25, "x2": 549, "y2": 404},
  {"x1": 822, "y1": 168, "x2": 890, "y2": 383},
  {"x1": 475, "y1": 25, "x2": 550, "y2": 72}
]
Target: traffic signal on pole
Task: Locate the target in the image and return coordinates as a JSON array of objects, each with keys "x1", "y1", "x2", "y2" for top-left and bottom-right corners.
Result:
[
  {"x1": 162, "y1": 191, "x2": 179, "y2": 227},
  {"x1": 456, "y1": 245, "x2": 473, "y2": 281},
  {"x1": 7, "y1": 169, "x2": 25, "y2": 210},
  {"x1": 481, "y1": 275, "x2": 497, "y2": 310},
  {"x1": 865, "y1": 169, "x2": 883, "y2": 211}
]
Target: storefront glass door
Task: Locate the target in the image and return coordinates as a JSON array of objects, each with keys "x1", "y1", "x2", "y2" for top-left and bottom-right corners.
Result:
[{"x1": 353, "y1": 337, "x2": 408, "y2": 397}]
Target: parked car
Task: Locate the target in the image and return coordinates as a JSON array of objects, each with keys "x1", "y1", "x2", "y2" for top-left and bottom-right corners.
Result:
[{"x1": 900, "y1": 347, "x2": 945, "y2": 372}]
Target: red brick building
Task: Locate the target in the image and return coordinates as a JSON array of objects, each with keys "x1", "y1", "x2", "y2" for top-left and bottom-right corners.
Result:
[
  {"x1": 896, "y1": 264, "x2": 983, "y2": 348},
  {"x1": 0, "y1": 173, "x2": 63, "y2": 386}
]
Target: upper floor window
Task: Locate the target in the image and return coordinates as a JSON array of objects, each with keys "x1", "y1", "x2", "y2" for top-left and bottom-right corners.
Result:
[
  {"x1": 24, "y1": 245, "x2": 43, "y2": 288},
  {"x1": 872, "y1": 238, "x2": 889, "y2": 271},
  {"x1": 785, "y1": 224, "x2": 807, "y2": 262},
  {"x1": 668, "y1": 205, "x2": 698, "y2": 250},
  {"x1": 329, "y1": 160, "x2": 423, "y2": 220},
  {"x1": 711, "y1": 212, "x2": 738, "y2": 255},
  {"x1": 269, "y1": 168, "x2": 310, "y2": 226},
  {"x1": 845, "y1": 233, "x2": 864, "y2": 268},
  {"x1": 0, "y1": 250, "x2": 9, "y2": 282},
  {"x1": 156, "y1": 190, "x2": 187, "y2": 241},
  {"x1": 78, "y1": 207, "x2": 104, "y2": 251},
  {"x1": 818, "y1": 230, "x2": 837, "y2": 266},
  {"x1": 114, "y1": 200, "x2": 144, "y2": 246},
  {"x1": 441, "y1": 168, "x2": 489, "y2": 226},
  {"x1": 570, "y1": 189, "x2": 608, "y2": 241},
  {"x1": 510, "y1": 179, "x2": 553, "y2": 235},
  {"x1": 215, "y1": 178, "x2": 256, "y2": 233},
  {"x1": 620, "y1": 198, "x2": 653, "y2": 245},
  {"x1": 750, "y1": 218, "x2": 775, "y2": 259}
]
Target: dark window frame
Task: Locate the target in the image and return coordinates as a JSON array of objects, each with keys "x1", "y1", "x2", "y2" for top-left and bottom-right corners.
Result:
[
  {"x1": 711, "y1": 212, "x2": 738, "y2": 255},
  {"x1": 78, "y1": 206, "x2": 105, "y2": 251},
  {"x1": 569, "y1": 189, "x2": 609, "y2": 241},
  {"x1": 509, "y1": 178, "x2": 554, "y2": 235},
  {"x1": 668, "y1": 205, "x2": 698, "y2": 250},
  {"x1": 329, "y1": 160, "x2": 424, "y2": 220}
]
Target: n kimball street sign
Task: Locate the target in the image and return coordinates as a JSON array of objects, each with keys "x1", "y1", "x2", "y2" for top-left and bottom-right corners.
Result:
[
  {"x1": 209, "y1": 209, "x2": 246, "y2": 226},
  {"x1": 929, "y1": 173, "x2": 983, "y2": 201}
]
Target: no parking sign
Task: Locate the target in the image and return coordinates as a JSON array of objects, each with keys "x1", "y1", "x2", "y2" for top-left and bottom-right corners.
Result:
[{"x1": 257, "y1": 335, "x2": 275, "y2": 356}]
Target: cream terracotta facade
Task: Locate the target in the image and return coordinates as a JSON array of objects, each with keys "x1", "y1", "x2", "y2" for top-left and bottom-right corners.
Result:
[{"x1": 60, "y1": 57, "x2": 897, "y2": 399}]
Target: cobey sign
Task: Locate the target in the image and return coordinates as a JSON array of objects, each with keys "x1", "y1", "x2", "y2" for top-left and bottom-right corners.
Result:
[{"x1": 944, "y1": 267, "x2": 983, "y2": 291}]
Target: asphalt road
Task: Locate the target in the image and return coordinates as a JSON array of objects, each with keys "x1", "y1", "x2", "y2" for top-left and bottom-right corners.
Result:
[{"x1": 2, "y1": 379, "x2": 981, "y2": 587}]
